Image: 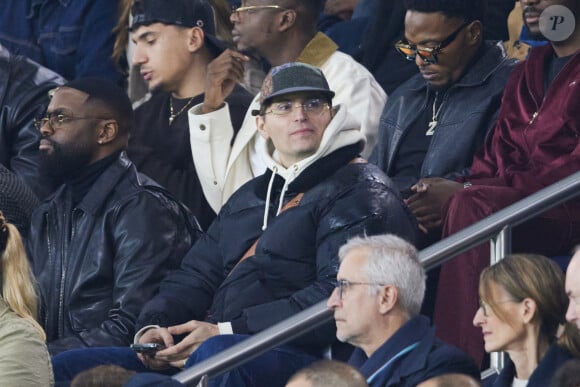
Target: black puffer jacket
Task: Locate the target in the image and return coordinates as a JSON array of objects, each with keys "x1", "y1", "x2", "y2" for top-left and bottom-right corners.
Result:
[
  {"x1": 0, "y1": 46, "x2": 65, "y2": 198},
  {"x1": 28, "y1": 153, "x2": 201, "y2": 354},
  {"x1": 370, "y1": 42, "x2": 517, "y2": 193},
  {"x1": 138, "y1": 144, "x2": 418, "y2": 355}
]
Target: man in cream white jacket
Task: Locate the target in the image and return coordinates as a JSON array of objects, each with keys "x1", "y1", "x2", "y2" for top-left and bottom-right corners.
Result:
[{"x1": 187, "y1": 0, "x2": 386, "y2": 213}]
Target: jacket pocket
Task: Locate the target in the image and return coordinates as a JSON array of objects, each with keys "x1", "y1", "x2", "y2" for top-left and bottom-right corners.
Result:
[{"x1": 38, "y1": 26, "x2": 81, "y2": 55}]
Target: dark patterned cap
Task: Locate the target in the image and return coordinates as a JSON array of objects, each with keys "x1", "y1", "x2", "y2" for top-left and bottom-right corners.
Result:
[
  {"x1": 130, "y1": 0, "x2": 226, "y2": 56},
  {"x1": 254, "y1": 63, "x2": 335, "y2": 114}
]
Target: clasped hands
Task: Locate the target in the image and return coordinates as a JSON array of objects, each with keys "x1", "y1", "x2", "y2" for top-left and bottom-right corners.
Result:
[
  {"x1": 136, "y1": 320, "x2": 219, "y2": 370},
  {"x1": 406, "y1": 177, "x2": 464, "y2": 233}
]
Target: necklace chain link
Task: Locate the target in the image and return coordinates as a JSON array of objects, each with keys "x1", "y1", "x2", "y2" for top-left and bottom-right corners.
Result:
[
  {"x1": 427, "y1": 92, "x2": 445, "y2": 136},
  {"x1": 169, "y1": 96, "x2": 196, "y2": 125}
]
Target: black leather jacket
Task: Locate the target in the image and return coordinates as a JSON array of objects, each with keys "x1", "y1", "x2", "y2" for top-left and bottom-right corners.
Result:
[
  {"x1": 370, "y1": 42, "x2": 517, "y2": 192},
  {"x1": 0, "y1": 46, "x2": 65, "y2": 198},
  {"x1": 28, "y1": 153, "x2": 201, "y2": 354}
]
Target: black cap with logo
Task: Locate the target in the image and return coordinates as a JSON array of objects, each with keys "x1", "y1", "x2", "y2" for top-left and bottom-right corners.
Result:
[{"x1": 130, "y1": 0, "x2": 227, "y2": 56}]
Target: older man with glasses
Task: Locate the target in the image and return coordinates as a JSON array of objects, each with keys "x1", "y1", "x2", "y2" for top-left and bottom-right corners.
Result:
[{"x1": 327, "y1": 234, "x2": 479, "y2": 386}]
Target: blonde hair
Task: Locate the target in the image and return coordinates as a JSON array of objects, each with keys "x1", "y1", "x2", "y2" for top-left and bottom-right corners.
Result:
[
  {"x1": 0, "y1": 216, "x2": 46, "y2": 341},
  {"x1": 479, "y1": 254, "x2": 580, "y2": 356}
]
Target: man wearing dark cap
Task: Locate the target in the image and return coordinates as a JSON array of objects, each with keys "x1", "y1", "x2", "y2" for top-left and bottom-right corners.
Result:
[
  {"x1": 27, "y1": 78, "x2": 200, "y2": 355},
  {"x1": 188, "y1": 0, "x2": 386, "y2": 214},
  {"x1": 128, "y1": 0, "x2": 252, "y2": 230},
  {"x1": 51, "y1": 63, "x2": 418, "y2": 387}
]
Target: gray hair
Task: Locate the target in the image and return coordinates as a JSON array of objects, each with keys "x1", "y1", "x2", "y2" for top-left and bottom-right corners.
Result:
[{"x1": 338, "y1": 234, "x2": 425, "y2": 317}]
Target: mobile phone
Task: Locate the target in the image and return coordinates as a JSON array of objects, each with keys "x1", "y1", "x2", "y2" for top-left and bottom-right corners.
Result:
[{"x1": 130, "y1": 343, "x2": 165, "y2": 355}]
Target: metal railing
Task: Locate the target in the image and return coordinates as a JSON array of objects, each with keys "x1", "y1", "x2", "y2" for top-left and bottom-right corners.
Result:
[
  {"x1": 174, "y1": 301, "x2": 332, "y2": 385},
  {"x1": 174, "y1": 171, "x2": 580, "y2": 385}
]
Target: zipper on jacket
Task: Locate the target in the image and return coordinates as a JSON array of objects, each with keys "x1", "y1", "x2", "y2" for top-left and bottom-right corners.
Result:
[
  {"x1": 57, "y1": 208, "x2": 78, "y2": 338},
  {"x1": 57, "y1": 210, "x2": 67, "y2": 338},
  {"x1": 43, "y1": 213, "x2": 53, "y2": 331}
]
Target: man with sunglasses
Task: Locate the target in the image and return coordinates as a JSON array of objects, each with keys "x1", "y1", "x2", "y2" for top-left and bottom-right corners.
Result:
[
  {"x1": 408, "y1": 0, "x2": 580, "y2": 367},
  {"x1": 370, "y1": 0, "x2": 516, "y2": 208},
  {"x1": 28, "y1": 78, "x2": 200, "y2": 355},
  {"x1": 187, "y1": 0, "x2": 385, "y2": 214},
  {"x1": 327, "y1": 234, "x2": 478, "y2": 386},
  {"x1": 50, "y1": 63, "x2": 417, "y2": 387}
]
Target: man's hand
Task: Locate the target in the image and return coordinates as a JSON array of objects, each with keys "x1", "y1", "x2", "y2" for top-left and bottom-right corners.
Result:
[
  {"x1": 406, "y1": 177, "x2": 463, "y2": 232},
  {"x1": 324, "y1": 0, "x2": 360, "y2": 20},
  {"x1": 154, "y1": 321, "x2": 220, "y2": 369},
  {"x1": 202, "y1": 49, "x2": 249, "y2": 114},
  {"x1": 136, "y1": 327, "x2": 175, "y2": 371}
]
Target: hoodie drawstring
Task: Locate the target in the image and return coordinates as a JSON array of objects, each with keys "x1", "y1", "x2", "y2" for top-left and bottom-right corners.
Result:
[
  {"x1": 276, "y1": 180, "x2": 290, "y2": 216},
  {"x1": 262, "y1": 166, "x2": 278, "y2": 231}
]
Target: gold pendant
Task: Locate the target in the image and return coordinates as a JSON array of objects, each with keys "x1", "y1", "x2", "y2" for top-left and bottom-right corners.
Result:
[{"x1": 426, "y1": 120, "x2": 437, "y2": 136}]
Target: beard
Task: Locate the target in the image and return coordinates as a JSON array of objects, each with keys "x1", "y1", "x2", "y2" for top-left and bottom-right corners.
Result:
[
  {"x1": 39, "y1": 138, "x2": 93, "y2": 179},
  {"x1": 522, "y1": 6, "x2": 545, "y2": 40}
]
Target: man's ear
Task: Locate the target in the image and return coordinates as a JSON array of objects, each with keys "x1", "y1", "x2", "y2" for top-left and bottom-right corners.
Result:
[
  {"x1": 187, "y1": 27, "x2": 205, "y2": 53},
  {"x1": 331, "y1": 106, "x2": 337, "y2": 118},
  {"x1": 97, "y1": 120, "x2": 119, "y2": 145},
  {"x1": 278, "y1": 9, "x2": 297, "y2": 32},
  {"x1": 378, "y1": 285, "x2": 398, "y2": 315},
  {"x1": 466, "y1": 20, "x2": 483, "y2": 46},
  {"x1": 256, "y1": 116, "x2": 270, "y2": 140}
]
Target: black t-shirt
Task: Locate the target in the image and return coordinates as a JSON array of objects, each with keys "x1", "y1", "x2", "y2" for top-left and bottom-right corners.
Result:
[
  {"x1": 128, "y1": 85, "x2": 253, "y2": 230},
  {"x1": 544, "y1": 53, "x2": 573, "y2": 91}
]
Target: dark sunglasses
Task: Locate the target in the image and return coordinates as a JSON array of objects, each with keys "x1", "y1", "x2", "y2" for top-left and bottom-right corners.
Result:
[{"x1": 394, "y1": 22, "x2": 470, "y2": 64}]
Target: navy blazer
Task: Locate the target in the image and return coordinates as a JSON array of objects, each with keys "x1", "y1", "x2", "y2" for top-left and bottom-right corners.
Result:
[
  {"x1": 349, "y1": 316, "x2": 480, "y2": 387},
  {"x1": 484, "y1": 344, "x2": 574, "y2": 387}
]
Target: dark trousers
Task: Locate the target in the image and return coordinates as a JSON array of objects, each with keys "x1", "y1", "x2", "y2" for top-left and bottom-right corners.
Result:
[{"x1": 52, "y1": 334, "x2": 319, "y2": 387}]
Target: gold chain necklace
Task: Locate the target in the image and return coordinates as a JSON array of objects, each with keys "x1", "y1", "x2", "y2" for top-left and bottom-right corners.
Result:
[{"x1": 169, "y1": 96, "x2": 196, "y2": 125}]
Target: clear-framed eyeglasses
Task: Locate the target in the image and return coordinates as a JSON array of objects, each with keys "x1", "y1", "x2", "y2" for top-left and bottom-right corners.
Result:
[
  {"x1": 34, "y1": 112, "x2": 109, "y2": 132},
  {"x1": 263, "y1": 98, "x2": 330, "y2": 116},
  {"x1": 335, "y1": 279, "x2": 385, "y2": 300},
  {"x1": 478, "y1": 299, "x2": 518, "y2": 317}
]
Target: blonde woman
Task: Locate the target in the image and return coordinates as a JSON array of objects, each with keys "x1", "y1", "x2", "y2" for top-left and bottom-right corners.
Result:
[
  {"x1": 0, "y1": 211, "x2": 53, "y2": 386},
  {"x1": 473, "y1": 254, "x2": 580, "y2": 387}
]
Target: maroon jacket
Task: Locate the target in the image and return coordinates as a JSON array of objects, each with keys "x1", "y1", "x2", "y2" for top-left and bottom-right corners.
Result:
[{"x1": 466, "y1": 44, "x2": 580, "y2": 220}]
